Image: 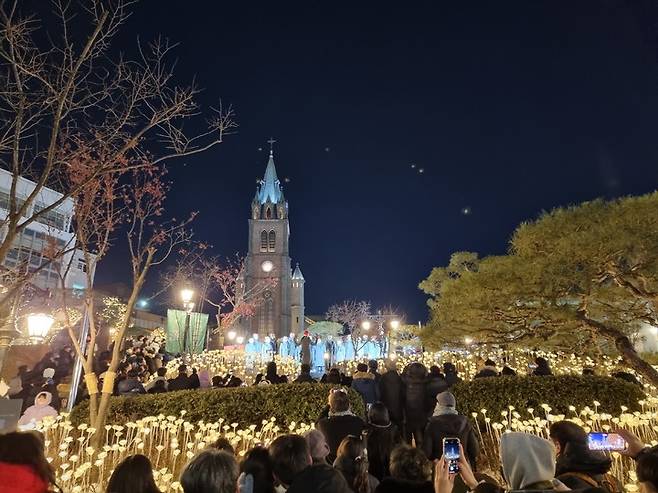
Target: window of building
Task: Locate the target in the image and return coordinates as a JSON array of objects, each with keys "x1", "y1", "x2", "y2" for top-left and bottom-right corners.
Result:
[
  {"x1": 33, "y1": 202, "x2": 67, "y2": 230},
  {"x1": 260, "y1": 231, "x2": 268, "y2": 252},
  {"x1": 0, "y1": 188, "x2": 26, "y2": 212},
  {"x1": 77, "y1": 258, "x2": 87, "y2": 273},
  {"x1": 268, "y1": 230, "x2": 275, "y2": 252}
]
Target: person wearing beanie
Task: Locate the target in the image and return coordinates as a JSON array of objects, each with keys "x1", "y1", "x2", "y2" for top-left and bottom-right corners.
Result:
[
  {"x1": 422, "y1": 391, "x2": 479, "y2": 470},
  {"x1": 500, "y1": 432, "x2": 557, "y2": 491},
  {"x1": 304, "y1": 429, "x2": 331, "y2": 465}
]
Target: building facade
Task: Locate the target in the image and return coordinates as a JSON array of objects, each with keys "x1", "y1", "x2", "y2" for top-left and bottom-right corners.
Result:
[
  {"x1": 0, "y1": 168, "x2": 93, "y2": 291},
  {"x1": 241, "y1": 151, "x2": 305, "y2": 338}
]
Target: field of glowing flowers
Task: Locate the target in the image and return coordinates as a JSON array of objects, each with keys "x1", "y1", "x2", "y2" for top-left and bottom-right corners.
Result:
[{"x1": 43, "y1": 349, "x2": 658, "y2": 492}]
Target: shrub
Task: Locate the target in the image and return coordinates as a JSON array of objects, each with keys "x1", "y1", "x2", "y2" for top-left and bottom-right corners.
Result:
[
  {"x1": 70, "y1": 383, "x2": 365, "y2": 427},
  {"x1": 452, "y1": 375, "x2": 645, "y2": 423}
]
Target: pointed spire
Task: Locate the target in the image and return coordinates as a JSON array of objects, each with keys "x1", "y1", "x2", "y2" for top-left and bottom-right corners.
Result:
[
  {"x1": 257, "y1": 146, "x2": 283, "y2": 204},
  {"x1": 292, "y1": 263, "x2": 305, "y2": 281}
]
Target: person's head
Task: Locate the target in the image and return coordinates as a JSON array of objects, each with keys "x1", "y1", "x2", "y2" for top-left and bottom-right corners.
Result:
[
  {"x1": 435, "y1": 391, "x2": 456, "y2": 410},
  {"x1": 128, "y1": 369, "x2": 140, "y2": 379},
  {"x1": 548, "y1": 421, "x2": 588, "y2": 455},
  {"x1": 304, "y1": 429, "x2": 330, "y2": 464},
  {"x1": 389, "y1": 444, "x2": 432, "y2": 482},
  {"x1": 368, "y1": 402, "x2": 390, "y2": 427},
  {"x1": 191, "y1": 368, "x2": 198, "y2": 375},
  {"x1": 210, "y1": 437, "x2": 235, "y2": 455},
  {"x1": 268, "y1": 434, "x2": 312, "y2": 487},
  {"x1": 107, "y1": 454, "x2": 160, "y2": 493},
  {"x1": 384, "y1": 359, "x2": 397, "y2": 372},
  {"x1": 300, "y1": 363, "x2": 311, "y2": 375},
  {"x1": 178, "y1": 364, "x2": 188, "y2": 375},
  {"x1": 429, "y1": 365, "x2": 442, "y2": 377},
  {"x1": 368, "y1": 360, "x2": 378, "y2": 372},
  {"x1": 240, "y1": 446, "x2": 275, "y2": 493},
  {"x1": 334, "y1": 435, "x2": 369, "y2": 493},
  {"x1": 156, "y1": 367, "x2": 167, "y2": 377},
  {"x1": 212, "y1": 376, "x2": 223, "y2": 387},
  {"x1": 484, "y1": 359, "x2": 496, "y2": 367},
  {"x1": 638, "y1": 452, "x2": 658, "y2": 493},
  {"x1": 535, "y1": 357, "x2": 549, "y2": 368},
  {"x1": 328, "y1": 388, "x2": 350, "y2": 413},
  {"x1": 0, "y1": 431, "x2": 55, "y2": 487},
  {"x1": 500, "y1": 432, "x2": 555, "y2": 490},
  {"x1": 35, "y1": 391, "x2": 52, "y2": 407},
  {"x1": 443, "y1": 362, "x2": 456, "y2": 374},
  {"x1": 356, "y1": 363, "x2": 368, "y2": 373},
  {"x1": 266, "y1": 361, "x2": 277, "y2": 376},
  {"x1": 180, "y1": 449, "x2": 239, "y2": 493}
]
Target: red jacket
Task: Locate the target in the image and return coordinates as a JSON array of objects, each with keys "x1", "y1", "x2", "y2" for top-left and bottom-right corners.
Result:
[{"x1": 0, "y1": 462, "x2": 49, "y2": 493}]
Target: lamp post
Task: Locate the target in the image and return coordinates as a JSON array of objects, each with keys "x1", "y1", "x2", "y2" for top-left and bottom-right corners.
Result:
[
  {"x1": 180, "y1": 288, "x2": 194, "y2": 354},
  {"x1": 27, "y1": 313, "x2": 55, "y2": 342}
]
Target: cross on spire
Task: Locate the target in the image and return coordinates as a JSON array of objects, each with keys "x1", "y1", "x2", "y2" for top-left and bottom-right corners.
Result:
[{"x1": 267, "y1": 137, "x2": 276, "y2": 156}]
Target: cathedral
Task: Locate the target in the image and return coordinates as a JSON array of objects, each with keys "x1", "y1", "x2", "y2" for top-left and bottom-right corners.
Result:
[{"x1": 239, "y1": 149, "x2": 305, "y2": 338}]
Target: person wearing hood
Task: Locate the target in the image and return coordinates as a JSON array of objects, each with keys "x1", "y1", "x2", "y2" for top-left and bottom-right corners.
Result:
[
  {"x1": 500, "y1": 432, "x2": 558, "y2": 492},
  {"x1": 549, "y1": 421, "x2": 621, "y2": 493},
  {"x1": 423, "y1": 392, "x2": 479, "y2": 469},
  {"x1": 352, "y1": 363, "x2": 379, "y2": 407},
  {"x1": 474, "y1": 359, "x2": 498, "y2": 378},
  {"x1": 402, "y1": 362, "x2": 428, "y2": 446},
  {"x1": 18, "y1": 392, "x2": 58, "y2": 427}
]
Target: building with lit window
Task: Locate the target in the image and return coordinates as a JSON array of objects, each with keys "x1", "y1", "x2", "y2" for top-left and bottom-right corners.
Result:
[{"x1": 0, "y1": 168, "x2": 93, "y2": 291}]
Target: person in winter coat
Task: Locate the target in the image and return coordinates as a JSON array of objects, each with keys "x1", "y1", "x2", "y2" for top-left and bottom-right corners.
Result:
[
  {"x1": 333, "y1": 435, "x2": 379, "y2": 493},
  {"x1": 375, "y1": 444, "x2": 434, "y2": 493},
  {"x1": 300, "y1": 331, "x2": 312, "y2": 366},
  {"x1": 352, "y1": 363, "x2": 379, "y2": 407},
  {"x1": 366, "y1": 402, "x2": 402, "y2": 481},
  {"x1": 422, "y1": 392, "x2": 479, "y2": 469},
  {"x1": 294, "y1": 363, "x2": 317, "y2": 383},
  {"x1": 549, "y1": 421, "x2": 621, "y2": 493},
  {"x1": 402, "y1": 362, "x2": 428, "y2": 446},
  {"x1": 474, "y1": 359, "x2": 498, "y2": 378},
  {"x1": 316, "y1": 388, "x2": 366, "y2": 464},
  {"x1": 533, "y1": 357, "x2": 553, "y2": 377},
  {"x1": 368, "y1": 360, "x2": 381, "y2": 385},
  {"x1": 168, "y1": 365, "x2": 192, "y2": 391},
  {"x1": 442, "y1": 362, "x2": 461, "y2": 388},
  {"x1": 500, "y1": 432, "x2": 559, "y2": 492},
  {"x1": 118, "y1": 369, "x2": 146, "y2": 396},
  {"x1": 18, "y1": 392, "x2": 58, "y2": 427},
  {"x1": 425, "y1": 366, "x2": 449, "y2": 415},
  {"x1": 188, "y1": 368, "x2": 201, "y2": 389},
  {"x1": 265, "y1": 361, "x2": 284, "y2": 384},
  {"x1": 0, "y1": 431, "x2": 58, "y2": 493},
  {"x1": 378, "y1": 360, "x2": 404, "y2": 430}
]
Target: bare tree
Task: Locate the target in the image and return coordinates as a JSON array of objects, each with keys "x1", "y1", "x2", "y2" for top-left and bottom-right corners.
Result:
[
  {"x1": 0, "y1": 0, "x2": 236, "y2": 334},
  {"x1": 326, "y1": 300, "x2": 371, "y2": 353}
]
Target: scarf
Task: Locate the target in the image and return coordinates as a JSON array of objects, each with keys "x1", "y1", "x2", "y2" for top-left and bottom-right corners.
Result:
[
  {"x1": 329, "y1": 410, "x2": 355, "y2": 417},
  {"x1": 433, "y1": 404, "x2": 458, "y2": 417}
]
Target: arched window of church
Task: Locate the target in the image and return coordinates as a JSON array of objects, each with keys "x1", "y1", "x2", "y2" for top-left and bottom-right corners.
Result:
[
  {"x1": 268, "y1": 230, "x2": 276, "y2": 252},
  {"x1": 260, "y1": 231, "x2": 268, "y2": 252}
]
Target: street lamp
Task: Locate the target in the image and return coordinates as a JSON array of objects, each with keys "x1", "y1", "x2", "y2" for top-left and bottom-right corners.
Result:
[
  {"x1": 180, "y1": 288, "x2": 195, "y2": 354},
  {"x1": 361, "y1": 320, "x2": 371, "y2": 331},
  {"x1": 236, "y1": 336, "x2": 244, "y2": 344},
  {"x1": 227, "y1": 330, "x2": 236, "y2": 341},
  {"x1": 27, "y1": 313, "x2": 54, "y2": 341},
  {"x1": 390, "y1": 320, "x2": 400, "y2": 330}
]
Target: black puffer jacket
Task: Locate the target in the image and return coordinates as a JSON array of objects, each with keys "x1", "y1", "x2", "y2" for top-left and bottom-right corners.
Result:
[
  {"x1": 555, "y1": 444, "x2": 619, "y2": 492},
  {"x1": 378, "y1": 370, "x2": 404, "y2": 424},
  {"x1": 402, "y1": 363, "x2": 428, "y2": 428},
  {"x1": 423, "y1": 414, "x2": 479, "y2": 468}
]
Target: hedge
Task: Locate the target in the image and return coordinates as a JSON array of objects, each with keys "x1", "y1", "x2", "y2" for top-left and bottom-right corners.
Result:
[
  {"x1": 70, "y1": 383, "x2": 365, "y2": 427},
  {"x1": 451, "y1": 375, "x2": 645, "y2": 423}
]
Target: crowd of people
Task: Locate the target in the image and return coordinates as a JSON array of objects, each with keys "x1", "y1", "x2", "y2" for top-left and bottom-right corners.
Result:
[{"x1": 1, "y1": 383, "x2": 657, "y2": 493}]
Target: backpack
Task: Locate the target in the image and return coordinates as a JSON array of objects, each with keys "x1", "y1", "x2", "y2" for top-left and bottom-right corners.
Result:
[{"x1": 559, "y1": 472, "x2": 621, "y2": 493}]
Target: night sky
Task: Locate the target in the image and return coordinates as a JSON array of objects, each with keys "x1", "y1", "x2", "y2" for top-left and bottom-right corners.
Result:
[{"x1": 98, "y1": 1, "x2": 658, "y2": 322}]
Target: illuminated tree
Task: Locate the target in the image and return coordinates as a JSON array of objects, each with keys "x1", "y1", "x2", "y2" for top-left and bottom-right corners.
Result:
[{"x1": 420, "y1": 193, "x2": 658, "y2": 385}]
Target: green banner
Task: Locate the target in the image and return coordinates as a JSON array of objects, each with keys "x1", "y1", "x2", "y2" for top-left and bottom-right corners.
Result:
[{"x1": 166, "y1": 309, "x2": 209, "y2": 354}]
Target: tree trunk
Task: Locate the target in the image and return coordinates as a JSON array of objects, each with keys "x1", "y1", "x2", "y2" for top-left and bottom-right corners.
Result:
[{"x1": 582, "y1": 317, "x2": 658, "y2": 387}]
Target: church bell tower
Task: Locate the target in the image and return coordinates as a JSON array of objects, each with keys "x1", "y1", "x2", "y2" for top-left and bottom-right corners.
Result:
[{"x1": 243, "y1": 144, "x2": 305, "y2": 338}]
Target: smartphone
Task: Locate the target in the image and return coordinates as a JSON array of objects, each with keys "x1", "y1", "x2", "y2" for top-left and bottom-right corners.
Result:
[
  {"x1": 443, "y1": 437, "x2": 460, "y2": 473},
  {"x1": 587, "y1": 432, "x2": 627, "y2": 451}
]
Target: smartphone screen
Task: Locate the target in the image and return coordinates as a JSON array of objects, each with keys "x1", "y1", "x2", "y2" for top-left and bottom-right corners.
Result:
[
  {"x1": 587, "y1": 432, "x2": 627, "y2": 451},
  {"x1": 443, "y1": 437, "x2": 460, "y2": 473}
]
